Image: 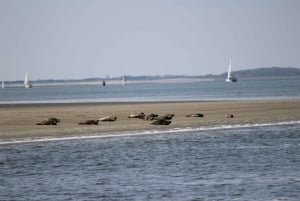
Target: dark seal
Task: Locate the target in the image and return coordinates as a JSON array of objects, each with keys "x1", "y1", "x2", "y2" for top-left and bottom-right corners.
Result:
[
  {"x1": 78, "y1": 120, "x2": 100, "y2": 125},
  {"x1": 226, "y1": 114, "x2": 234, "y2": 118},
  {"x1": 151, "y1": 119, "x2": 172, "y2": 125},
  {"x1": 36, "y1": 117, "x2": 60, "y2": 125}
]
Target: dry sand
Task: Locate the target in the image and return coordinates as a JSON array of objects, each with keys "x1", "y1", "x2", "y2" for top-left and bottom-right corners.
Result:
[{"x1": 0, "y1": 100, "x2": 299, "y2": 140}]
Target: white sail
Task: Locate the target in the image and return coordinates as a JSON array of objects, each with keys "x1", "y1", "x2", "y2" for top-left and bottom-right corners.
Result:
[
  {"x1": 122, "y1": 75, "x2": 126, "y2": 86},
  {"x1": 226, "y1": 59, "x2": 237, "y2": 82},
  {"x1": 1, "y1": 81, "x2": 4, "y2": 89},
  {"x1": 24, "y1": 72, "x2": 28, "y2": 85},
  {"x1": 227, "y1": 59, "x2": 232, "y2": 80},
  {"x1": 24, "y1": 72, "x2": 33, "y2": 88}
]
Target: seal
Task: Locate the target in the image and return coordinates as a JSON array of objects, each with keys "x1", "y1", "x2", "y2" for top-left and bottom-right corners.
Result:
[
  {"x1": 226, "y1": 114, "x2": 234, "y2": 118},
  {"x1": 37, "y1": 120, "x2": 54, "y2": 125},
  {"x1": 151, "y1": 119, "x2": 172, "y2": 125},
  {"x1": 48, "y1": 117, "x2": 60, "y2": 123},
  {"x1": 144, "y1": 113, "x2": 159, "y2": 121},
  {"x1": 99, "y1": 116, "x2": 117, "y2": 122},
  {"x1": 186, "y1": 113, "x2": 204, "y2": 117},
  {"x1": 128, "y1": 112, "x2": 145, "y2": 119},
  {"x1": 78, "y1": 120, "x2": 99, "y2": 125},
  {"x1": 154, "y1": 114, "x2": 174, "y2": 121},
  {"x1": 36, "y1": 117, "x2": 60, "y2": 125}
]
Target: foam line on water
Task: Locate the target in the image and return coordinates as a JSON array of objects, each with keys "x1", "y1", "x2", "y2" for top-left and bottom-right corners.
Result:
[{"x1": 0, "y1": 120, "x2": 299, "y2": 145}]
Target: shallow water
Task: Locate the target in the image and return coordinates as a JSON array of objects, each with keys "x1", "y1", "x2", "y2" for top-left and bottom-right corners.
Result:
[{"x1": 1, "y1": 124, "x2": 299, "y2": 200}]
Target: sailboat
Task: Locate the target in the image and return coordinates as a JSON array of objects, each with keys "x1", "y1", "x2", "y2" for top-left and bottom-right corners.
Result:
[
  {"x1": 1, "y1": 80, "x2": 4, "y2": 89},
  {"x1": 122, "y1": 75, "x2": 127, "y2": 86},
  {"x1": 225, "y1": 59, "x2": 237, "y2": 82},
  {"x1": 24, "y1": 72, "x2": 33, "y2": 88}
]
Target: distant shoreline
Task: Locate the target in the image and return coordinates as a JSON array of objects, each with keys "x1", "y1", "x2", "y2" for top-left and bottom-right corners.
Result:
[
  {"x1": 3, "y1": 77, "x2": 214, "y2": 87},
  {"x1": 4, "y1": 75, "x2": 300, "y2": 88}
]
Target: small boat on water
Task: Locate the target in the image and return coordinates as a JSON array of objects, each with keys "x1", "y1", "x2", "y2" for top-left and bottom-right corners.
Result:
[
  {"x1": 226, "y1": 59, "x2": 237, "y2": 82},
  {"x1": 24, "y1": 72, "x2": 33, "y2": 88},
  {"x1": 122, "y1": 75, "x2": 127, "y2": 86},
  {"x1": 1, "y1": 80, "x2": 4, "y2": 89}
]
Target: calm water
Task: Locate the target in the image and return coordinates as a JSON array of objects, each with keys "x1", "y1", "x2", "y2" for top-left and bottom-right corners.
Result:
[
  {"x1": 0, "y1": 124, "x2": 299, "y2": 200},
  {"x1": 1, "y1": 78, "x2": 300, "y2": 103}
]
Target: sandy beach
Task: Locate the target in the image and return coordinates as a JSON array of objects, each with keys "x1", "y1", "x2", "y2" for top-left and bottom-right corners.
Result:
[{"x1": 0, "y1": 99, "x2": 300, "y2": 141}]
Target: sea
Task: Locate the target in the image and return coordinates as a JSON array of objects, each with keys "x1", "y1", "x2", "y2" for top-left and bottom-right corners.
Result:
[
  {"x1": 0, "y1": 78, "x2": 300, "y2": 104},
  {"x1": 0, "y1": 78, "x2": 300, "y2": 200}
]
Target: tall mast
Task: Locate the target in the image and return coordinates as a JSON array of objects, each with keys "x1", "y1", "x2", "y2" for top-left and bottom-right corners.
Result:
[
  {"x1": 227, "y1": 59, "x2": 232, "y2": 78},
  {"x1": 24, "y1": 72, "x2": 28, "y2": 85}
]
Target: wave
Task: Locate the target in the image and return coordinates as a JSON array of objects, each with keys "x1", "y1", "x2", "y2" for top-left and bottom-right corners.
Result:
[{"x1": 1, "y1": 120, "x2": 300, "y2": 145}]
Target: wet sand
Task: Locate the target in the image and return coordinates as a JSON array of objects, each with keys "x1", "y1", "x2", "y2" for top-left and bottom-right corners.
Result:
[{"x1": 0, "y1": 100, "x2": 300, "y2": 140}]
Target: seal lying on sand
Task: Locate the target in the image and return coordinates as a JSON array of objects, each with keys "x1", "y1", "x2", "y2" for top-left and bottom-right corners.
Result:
[
  {"x1": 144, "y1": 113, "x2": 159, "y2": 121},
  {"x1": 99, "y1": 116, "x2": 117, "y2": 122},
  {"x1": 186, "y1": 113, "x2": 204, "y2": 117},
  {"x1": 36, "y1": 117, "x2": 60, "y2": 125},
  {"x1": 78, "y1": 120, "x2": 99, "y2": 125},
  {"x1": 128, "y1": 112, "x2": 145, "y2": 119},
  {"x1": 151, "y1": 119, "x2": 172, "y2": 125},
  {"x1": 154, "y1": 114, "x2": 174, "y2": 121},
  {"x1": 48, "y1": 117, "x2": 60, "y2": 123},
  {"x1": 226, "y1": 114, "x2": 234, "y2": 118}
]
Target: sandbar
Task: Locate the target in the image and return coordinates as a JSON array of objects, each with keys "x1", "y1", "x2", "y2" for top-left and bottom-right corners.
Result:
[{"x1": 0, "y1": 100, "x2": 300, "y2": 141}]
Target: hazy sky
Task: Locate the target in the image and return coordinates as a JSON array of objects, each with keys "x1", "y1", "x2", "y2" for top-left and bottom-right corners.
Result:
[{"x1": 1, "y1": 0, "x2": 300, "y2": 80}]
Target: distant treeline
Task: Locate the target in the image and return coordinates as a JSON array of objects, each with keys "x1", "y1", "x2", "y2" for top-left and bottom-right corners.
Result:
[
  {"x1": 220, "y1": 67, "x2": 300, "y2": 78},
  {"x1": 6, "y1": 67, "x2": 300, "y2": 84}
]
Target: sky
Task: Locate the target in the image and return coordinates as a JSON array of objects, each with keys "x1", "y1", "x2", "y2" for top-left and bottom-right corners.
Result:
[{"x1": 0, "y1": 0, "x2": 300, "y2": 80}]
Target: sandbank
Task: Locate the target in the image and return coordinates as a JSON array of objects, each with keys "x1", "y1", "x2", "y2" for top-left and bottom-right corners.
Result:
[{"x1": 0, "y1": 100, "x2": 300, "y2": 141}]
